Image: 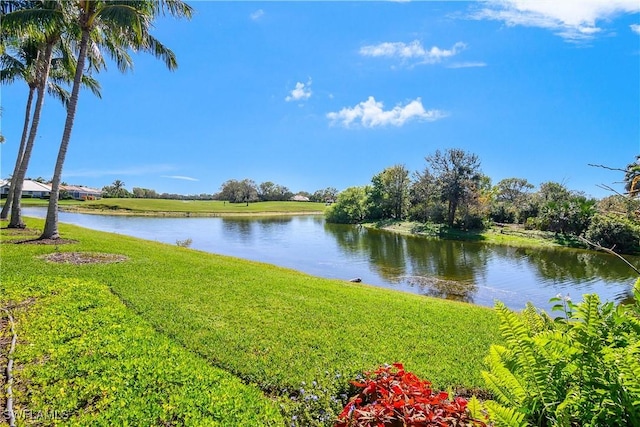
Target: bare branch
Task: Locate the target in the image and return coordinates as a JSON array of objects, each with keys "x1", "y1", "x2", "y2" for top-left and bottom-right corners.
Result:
[
  {"x1": 588, "y1": 163, "x2": 626, "y2": 173},
  {"x1": 579, "y1": 236, "x2": 640, "y2": 276}
]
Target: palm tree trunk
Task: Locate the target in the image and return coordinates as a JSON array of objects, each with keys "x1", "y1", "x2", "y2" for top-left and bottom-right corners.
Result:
[
  {"x1": 8, "y1": 44, "x2": 54, "y2": 229},
  {"x1": 41, "y1": 30, "x2": 90, "y2": 240},
  {"x1": 0, "y1": 86, "x2": 34, "y2": 220}
]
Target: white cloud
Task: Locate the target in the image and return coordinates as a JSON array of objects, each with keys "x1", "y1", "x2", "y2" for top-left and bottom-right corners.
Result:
[
  {"x1": 447, "y1": 61, "x2": 487, "y2": 69},
  {"x1": 161, "y1": 175, "x2": 199, "y2": 182},
  {"x1": 632, "y1": 24, "x2": 640, "y2": 34},
  {"x1": 360, "y1": 40, "x2": 466, "y2": 64},
  {"x1": 285, "y1": 79, "x2": 312, "y2": 102},
  {"x1": 327, "y1": 96, "x2": 447, "y2": 128},
  {"x1": 250, "y1": 9, "x2": 264, "y2": 21},
  {"x1": 473, "y1": 0, "x2": 640, "y2": 41}
]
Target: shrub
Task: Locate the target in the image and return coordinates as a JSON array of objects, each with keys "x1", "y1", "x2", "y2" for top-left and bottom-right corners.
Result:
[
  {"x1": 282, "y1": 371, "x2": 351, "y2": 427},
  {"x1": 335, "y1": 363, "x2": 487, "y2": 427},
  {"x1": 175, "y1": 237, "x2": 193, "y2": 248},
  {"x1": 585, "y1": 213, "x2": 640, "y2": 255},
  {"x1": 482, "y1": 281, "x2": 640, "y2": 426}
]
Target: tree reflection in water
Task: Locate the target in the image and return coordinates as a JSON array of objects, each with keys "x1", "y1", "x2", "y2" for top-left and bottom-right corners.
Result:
[{"x1": 324, "y1": 222, "x2": 639, "y2": 307}]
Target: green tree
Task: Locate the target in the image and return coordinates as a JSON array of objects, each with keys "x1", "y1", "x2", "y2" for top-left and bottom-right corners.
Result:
[
  {"x1": 220, "y1": 179, "x2": 258, "y2": 204},
  {"x1": 491, "y1": 178, "x2": 535, "y2": 224},
  {"x1": 424, "y1": 148, "x2": 482, "y2": 227},
  {"x1": 39, "y1": 0, "x2": 193, "y2": 240},
  {"x1": 325, "y1": 186, "x2": 369, "y2": 224},
  {"x1": 258, "y1": 181, "x2": 292, "y2": 201},
  {"x1": 530, "y1": 182, "x2": 596, "y2": 235},
  {"x1": 102, "y1": 179, "x2": 130, "y2": 198},
  {"x1": 409, "y1": 168, "x2": 445, "y2": 223},
  {"x1": 310, "y1": 187, "x2": 338, "y2": 203},
  {"x1": 368, "y1": 164, "x2": 410, "y2": 220},
  {"x1": 132, "y1": 187, "x2": 158, "y2": 198}
]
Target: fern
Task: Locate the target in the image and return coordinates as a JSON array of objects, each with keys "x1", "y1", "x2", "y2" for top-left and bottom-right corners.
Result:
[
  {"x1": 618, "y1": 343, "x2": 640, "y2": 414},
  {"x1": 483, "y1": 401, "x2": 526, "y2": 427},
  {"x1": 466, "y1": 395, "x2": 485, "y2": 422},
  {"x1": 484, "y1": 290, "x2": 640, "y2": 427},
  {"x1": 482, "y1": 346, "x2": 526, "y2": 406},
  {"x1": 495, "y1": 303, "x2": 559, "y2": 408}
]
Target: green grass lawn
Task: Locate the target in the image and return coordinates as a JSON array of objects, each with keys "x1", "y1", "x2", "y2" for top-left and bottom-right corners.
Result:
[
  {"x1": 49, "y1": 198, "x2": 328, "y2": 215},
  {"x1": 1, "y1": 218, "x2": 500, "y2": 425}
]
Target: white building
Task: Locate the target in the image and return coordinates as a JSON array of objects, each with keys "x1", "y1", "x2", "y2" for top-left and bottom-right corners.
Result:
[{"x1": 0, "y1": 179, "x2": 52, "y2": 199}]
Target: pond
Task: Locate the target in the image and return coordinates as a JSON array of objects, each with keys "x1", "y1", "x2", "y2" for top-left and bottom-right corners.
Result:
[{"x1": 22, "y1": 207, "x2": 639, "y2": 311}]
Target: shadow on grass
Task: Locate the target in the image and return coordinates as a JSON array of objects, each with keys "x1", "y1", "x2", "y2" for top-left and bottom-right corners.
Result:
[{"x1": 550, "y1": 233, "x2": 586, "y2": 249}]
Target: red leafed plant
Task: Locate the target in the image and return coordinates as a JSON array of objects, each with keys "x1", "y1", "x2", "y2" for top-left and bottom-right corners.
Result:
[{"x1": 335, "y1": 363, "x2": 487, "y2": 427}]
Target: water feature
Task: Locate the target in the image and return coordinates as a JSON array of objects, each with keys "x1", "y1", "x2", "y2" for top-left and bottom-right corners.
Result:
[{"x1": 21, "y1": 207, "x2": 638, "y2": 310}]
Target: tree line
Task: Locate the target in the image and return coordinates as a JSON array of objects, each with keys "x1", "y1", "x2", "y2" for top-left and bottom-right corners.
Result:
[
  {"x1": 1, "y1": 1, "x2": 193, "y2": 239},
  {"x1": 100, "y1": 178, "x2": 338, "y2": 204},
  {"x1": 326, "y1": 148, "x2": 640, "y2": 254},
  {"x1": 217, "y1": 179, "x2": 338, "y2": 204}
]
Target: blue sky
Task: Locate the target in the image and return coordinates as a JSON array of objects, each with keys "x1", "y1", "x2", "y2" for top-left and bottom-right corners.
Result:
[{"x1": 1, "y1": 1, "x2": 639, "y2": 197}]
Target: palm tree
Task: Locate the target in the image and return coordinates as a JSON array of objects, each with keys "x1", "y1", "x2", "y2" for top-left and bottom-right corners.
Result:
[
  {"x1": 5, "y1": 40, "x2": 57, "y2": 228},
  {"x1": 625, "y1": 156, "x2": 640, "y2": 198},
  {"x1": 0, "y1": 35, "x2": 100, "y2": 221},
  {"x1": 0, "y1": 39, "x2": 39, "y2": 220},
  {"x1": 40, "y1": 0, "x2": 192, "y2": 239}
]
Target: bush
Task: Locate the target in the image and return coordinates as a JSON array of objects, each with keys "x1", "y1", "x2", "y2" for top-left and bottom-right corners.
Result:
[
  {"x1": 489, "y1": 204, "x2": 516, "y2": 224},
  {"x1": 482, "y1": 281, "x2": 640, "y2": 426},
  {"x1": 325, "y1": 186, "x2": 369, "y2": 224},
  {"x1": 335, "y1": 363, "x2": 487, "y2": 427},
  {"x1": 585, "y1": 213, "x2": 640, "y2": 254}
]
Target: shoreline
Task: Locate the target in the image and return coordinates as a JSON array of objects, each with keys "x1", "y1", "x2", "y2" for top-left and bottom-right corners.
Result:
[
  {"x1": 59, "y1": 206, "x2": 325, "y2": 217},
  {"x1": 362, "y1": 220, "x2": 589, "y2": 251}
]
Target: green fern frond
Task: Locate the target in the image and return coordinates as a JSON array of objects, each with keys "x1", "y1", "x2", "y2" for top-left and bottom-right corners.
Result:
[
  {"x1": 466, "y1": 395, "x2": 485, "y2": 421},
  {"x1": 495, "y1": 302, "x2": 562, "y2": 406},
  {"x1": 619, "y1": 343, "x2": 640, "y2": 401},
  {"x1": 521, "y1": 302, "x2": 551, "y2": 335},
  {"x1": 534, "y1": 330, "x2": 578, "y2": 361},
  {"x1": 482, "y1": 346, "x2": 527, "y2": 406},
  {"x1": 495, "y1": 303, "x2": 537, "y2": 367},
  {"x1": 554, "y1": 387, "x2": 582, "y2": 427},
  {"x1": 484, "y1": 400, "x2": 527, "y2": 427},
  {"x1": 571, "y1": 294, "x2": 603, "y2": 333}
]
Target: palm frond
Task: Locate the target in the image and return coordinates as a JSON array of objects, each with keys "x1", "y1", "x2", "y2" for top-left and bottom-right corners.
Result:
[{"x1": 142, "y1": 33, "x2": 177, "y2": 70}]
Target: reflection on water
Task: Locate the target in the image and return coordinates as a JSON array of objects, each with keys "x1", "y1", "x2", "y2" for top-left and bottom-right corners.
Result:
[{"x1": 22, "y1": 207, "x2": 639, "y2": 311}]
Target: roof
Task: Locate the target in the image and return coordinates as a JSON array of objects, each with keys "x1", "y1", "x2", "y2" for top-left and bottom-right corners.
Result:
[
  {"x1": 62, "y1": 185, "x2": 102, "y2": 195},
  {"x1": 20, "y1": 180, "x2": 51, "y2": 192},
  {"x1": 291, "y1": 195, "x2": 310, "y2": 202}
]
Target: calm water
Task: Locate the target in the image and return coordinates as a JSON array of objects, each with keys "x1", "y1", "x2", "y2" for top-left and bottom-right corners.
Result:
[{"x1": 23, "y1": 207, "x2": 639, "y2": 310}]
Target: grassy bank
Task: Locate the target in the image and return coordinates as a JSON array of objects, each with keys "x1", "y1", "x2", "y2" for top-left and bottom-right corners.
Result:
[
  {"x1": 1, "y1": 219, "x2": 500, "y2": 424},
  {"x1": 19, "y1": 198, "x2": 327, "y2": 216},
  {"x1": 366, "y1": 220, "x2": 585, "y2": 250}
]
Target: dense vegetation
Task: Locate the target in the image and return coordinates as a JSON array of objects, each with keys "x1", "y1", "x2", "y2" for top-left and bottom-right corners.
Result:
[
  {"x1": 326, "y1": 149, "x2": 640, "y2": 254},
  {"x1": 482, "y1": 282, "x2": 640, "y2": 426}
]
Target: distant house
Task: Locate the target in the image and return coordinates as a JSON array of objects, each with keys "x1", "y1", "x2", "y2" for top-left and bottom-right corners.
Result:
[
  {"x1": 290, "y1": 194, "x2": 310, "y2": 202},
  {"x1": 0, "y1": 180, "x2": 101, "y2": 200},
  {"x1": 0, "y1": 179, "x2": 51, "y2": 199},
  {"x1": 61, "y1": 185, "x2": 102, "y2": 200}
]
